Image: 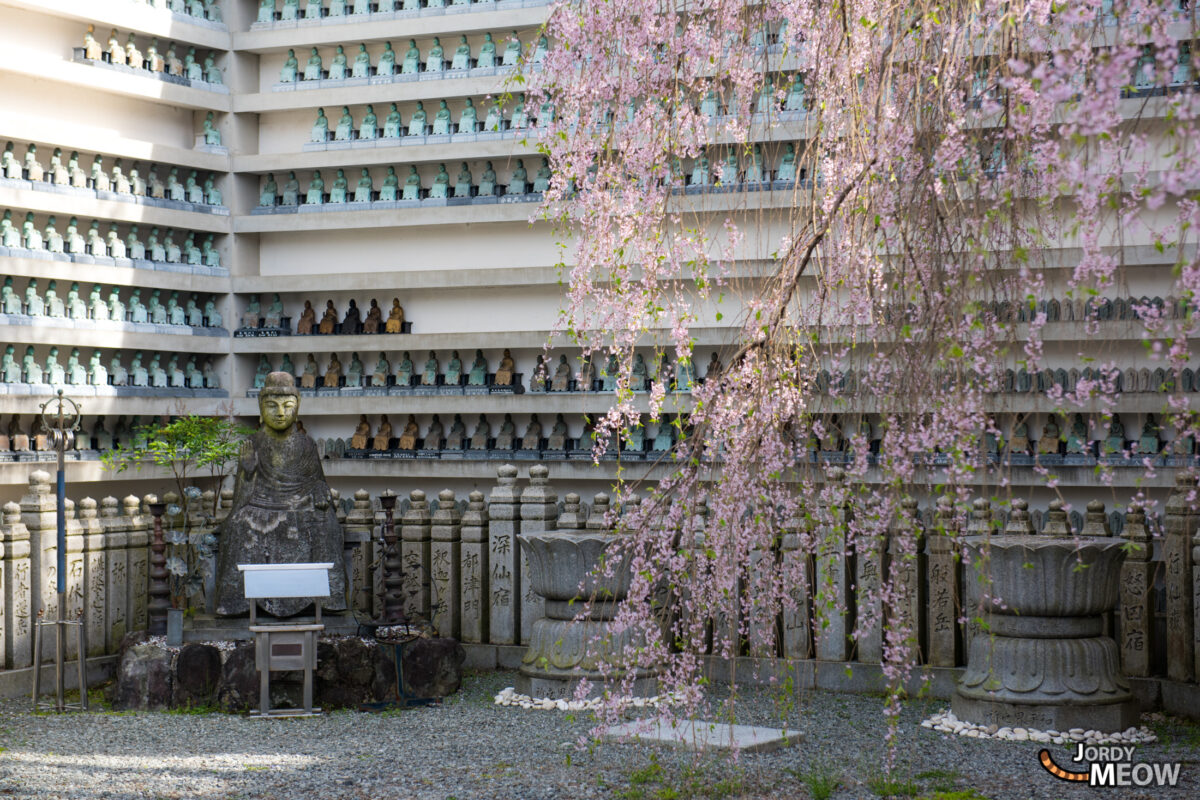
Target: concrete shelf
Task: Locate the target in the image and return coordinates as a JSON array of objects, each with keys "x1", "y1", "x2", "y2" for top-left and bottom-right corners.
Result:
[
  {"x1": 237, "y1": 1, "x2": 549, "y2": 54},
  {"x1": 0, "y1": 51, "x2": 232, "y2": 113},
  {"x1": 1, "y1": 0, "x2": 232, "y2": 50},
  {"x1": 236, "y1": 134, "x2": 539, "y2": 173},
  {"x1": 236, "y1": 72, "x2": 506, "y2": 113},
  {"x1": 0, "y1": 253, "x2": 230, "y2": 293},
  {"x1": 0, "y1": 318, "x2": 230, "y2": 352},
  {"x1": 0, "y1": 185, "x2": 232, "y2": 235},
  {"x1": 0, "y1": 393, "x2": 230, "y2": 416}
]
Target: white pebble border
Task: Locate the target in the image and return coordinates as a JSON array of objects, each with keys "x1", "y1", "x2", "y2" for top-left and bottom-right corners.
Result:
[
  {"x1": 921, "y1": 709, "x2": 1157, "y2": 745},
  {"x1": 492, "y1": 686, "x2": 684, "y2": 712}
]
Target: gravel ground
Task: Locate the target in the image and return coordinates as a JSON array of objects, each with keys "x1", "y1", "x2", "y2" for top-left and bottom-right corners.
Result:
[{"x1": 0, "y1": 670, "x2": 1197, "y2": 799}]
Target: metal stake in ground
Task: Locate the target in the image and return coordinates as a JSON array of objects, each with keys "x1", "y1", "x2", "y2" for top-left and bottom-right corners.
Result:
[{"x1": 31, "y1": 390, "x2": 87, "y2": 712}]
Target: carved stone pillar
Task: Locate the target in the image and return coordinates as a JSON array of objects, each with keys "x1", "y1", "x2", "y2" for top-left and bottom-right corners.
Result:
[
  {"x1": 1119, "y1": 504, "x2": 1154, "y2": 677},
  {"x1": 400, "y1": 489, "x2": 431, "y2": 620},
  {"x1": 431, "y1": 490, "x2": 462, "y2": 639},
  {"x1": 815, "y1": 468, "x2": 851, "y2": 661},
  {"x1": 925, "y1": 496, "x2": 961, "y2": 667},
  {"x1": 99, "y1": 496, "x2": 129, "y2": 652},
  {"x1": 127, "y1": 495, "x2": 149, "y2": 632},
  {"x1": 886, "y1": 497, "x2": 924, "y2": 666},
  {"x1": 459, "y1": 491, "x2": 490, "y2": 644},
  {"x1": 488, "y1": 465, "x2": 521, "y2": 645},
  {"x1": 342, "y1": 489, "x2": 374, "y2": 617},
  {"x1": 77, "y1": 498, "x2": 105, "y2": 657},
  {"x1": 1, "y1": 501, "x2": 30, "y2": 669},
  {"x1": 1164, "y1": 474, "x2": 1197, "y2": 682},
  {"x1": 518, "y1": 465, "x2": 557, "y2": 643},
  {"x1": 780, "y1": 503, "x2": 812, "y2": 660}
]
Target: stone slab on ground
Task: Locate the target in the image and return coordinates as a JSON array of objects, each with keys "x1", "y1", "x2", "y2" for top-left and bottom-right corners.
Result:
[{"x1": 602, "y1": 719, "x2": 803, "y2": 753}]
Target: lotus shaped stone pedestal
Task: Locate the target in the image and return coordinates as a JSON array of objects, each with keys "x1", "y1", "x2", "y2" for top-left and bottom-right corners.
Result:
[
  {"x1": 951, "y1": 534, "x2": 1138, "y2": 732},
  {"x1": 516, "y1": 531, "x2": 657, "y2": 698}
]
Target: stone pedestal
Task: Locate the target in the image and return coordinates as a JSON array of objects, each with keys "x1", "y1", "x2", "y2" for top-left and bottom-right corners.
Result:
[
  {"x1": 515, "y1": 530, "x2": 657, "y2": 698},
  {"x1": 952, "y1": 533, "x2": 1137, "y2": 732}
]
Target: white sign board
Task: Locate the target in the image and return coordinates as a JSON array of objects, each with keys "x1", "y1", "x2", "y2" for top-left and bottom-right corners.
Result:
[{"x1": 238, "y1": 563, "x2": 333, "y2": 599}]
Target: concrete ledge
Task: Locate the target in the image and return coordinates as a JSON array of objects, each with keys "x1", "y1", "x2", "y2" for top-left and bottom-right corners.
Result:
[{"x1": 0, "y1": 655, "x2": 118, "y2": 699}]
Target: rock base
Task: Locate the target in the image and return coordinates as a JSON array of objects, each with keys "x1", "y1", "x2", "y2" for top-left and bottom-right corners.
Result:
[
  {"x1": 951, "y1": 693, "x2": 1140, "y2": 733},
  {"x1": 113, "y1": 632, "x2": 463, "y2": 711},
  {"x1": 516, "y1": 667, "x2": 657, "y2": 700}
]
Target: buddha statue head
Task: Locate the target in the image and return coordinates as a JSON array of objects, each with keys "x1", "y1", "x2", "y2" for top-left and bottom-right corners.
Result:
[{"x1": 259, "y1": 371, "x2": 300, "y2": 436}]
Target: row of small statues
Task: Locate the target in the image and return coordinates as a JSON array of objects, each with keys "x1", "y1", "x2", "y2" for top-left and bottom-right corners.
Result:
[
  {"x1": 143, "y1": 1, "x2": 222, "y2": 22},
  {"x1": 260, "y1": 159, "x2": 551, "y2": 206},
  {"x1": 1, "y1": 346, "x2": 219, "y2": 389},
  {"x1": 681, "y1": 143, "x2": 803, "y2": 186},
  {"x1": 2, "y1": 278, "x2": 223, "y2": 327},
  {"x1": 345, "y1": 412, "x2": 678, "y2": 453},
  {"x1": 700, "y1": 73, "x2": 809, "y2": 118},
  {"x1": 81, "y1": 27, "x2": 222, "y2": 84},
  {"x1": 242, "y1": 295, "x2": 405, "y2": 334},
  {"x1": 0, "y1": 414, "x2": 164, "y2": 452},
  {"x1": 0, "y1": 213, "x2": 222, "y2": 267},
  {"x1": 279, "y1": 31, "x2": 546, "y2": 83},
  {"x1": 310, "y1": 94, "x2": 551, "y2": 144},
  {"x1": 2, "y1": 142, "x2": 223, "y2": 207},
  {"x1": 259, "y1": 0, "x2": 534, "y2": 23},
  {"x1": 253, "y1": 350, "x2": 724, "y2": 391}
]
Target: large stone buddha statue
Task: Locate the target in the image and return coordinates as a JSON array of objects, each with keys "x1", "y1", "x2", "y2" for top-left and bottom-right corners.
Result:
[{"x1": 214, "y1": 372, "x2": 348, "y2": 617}]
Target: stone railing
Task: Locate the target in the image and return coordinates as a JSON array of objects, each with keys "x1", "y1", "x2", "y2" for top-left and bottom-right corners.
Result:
[{"x1": 3, "y1": 464, "x2": 1199, "y2": 714}]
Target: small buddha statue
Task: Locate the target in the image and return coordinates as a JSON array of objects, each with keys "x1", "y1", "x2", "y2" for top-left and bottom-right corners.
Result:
[
  {"x1": 259, "y1": 174, "x2": 278, "y2": 207},
  {"x1": 66, "y1": 282, "x2": 86, "y2": 320},
  {"x1": 109, "y1": 352, "x2": 128, "y2": 386},
  {"x1": 300, "y1": 353, "x2": 319, "y2": 388},
  {"x1": 578, "y1": 355, "x2": 596, "y2": 391},
  {"x1": 1036, "y1": 416, "x2": 1062, "y2": 455},
  {"x1": 470, "y1": 414, "x2": 491, "y2": 450},
  {"x1": 446, "y1": 414, "x2": 467, "y2": 450},
  {"x1": 444, "y1": 350, "x2": 463, "y2": 386},
  {"x1": 355, "y1": 168, "x2": 374, "y2": 202},
  {"x1": 280, "y1": 49, "x2": 298, "y2": 83},
  {"x1": 550, "y1": 355, "x2": 572, "y2": 391},
  {"x1": 385, "y1": 298, "x2": 405, "y2": 333},
  {"x1": 88, "y1": 350, "x2": 107, "y2": 386},
  {"x1": 430, "y1": 163, "x2": 450, "y2": 198},
  {"x1": 242, "y1": 294, "x2": 262, "y2": 329},
  {"x1": 458, "y1": 98, "x2": 478, "y2": 134},
  {"x1": 264, "y1": 293, "x2": 284, "y2": 328},
  {"x1": 24, "y1": 279, "x2": 44, "y2": 316},
  {"x1": 466, "y1": 350, "x2": 488, "y2": 385},
  {"x1": 329, "y1": 169, "x2": 348, "y2": 202},
  {"x1": 311, "y1": 108, "x2": 329, "y2": 143},
  {"x1": 1139, "y1": 415, "x2": 1162, "y2": 455},
  {"x1": 352, "y1": 44, "x2": 371, "y2": 79},
  {"x1": 626, "y1": 416, "x2": 646, "y2": 452},
  {"x1": 495, "y1": 414, "x2": 517, "y2": 450},
  {"x1": 396, "y1": 351, "x2": 414, "y2": 386},
  {"x1": 83, "y1": 25, "x2": 103, "y2": 60},
  {"x1": 397, "y1": 415, "x2": 419, "y2": 450},
  {"x1": 1105, "y1": 414, "x2": 1126, "y2": 455},
  {"x1": 318, "y1": 300, "x2": 337, "y2": 334},
  {"x1": 631, "y1": 353, "x2": 648, "y2": 389},
  {"x1": 377, "y1": 42, "x2": 395, "y2": 76},
  {"x1": 484, "y1": 99, "x2": 503, "y2": 132},
  {"x1": 0, "y1": 277, "x2": 18, "y2": 314},
  {"x1": 371, "y1": 352, "x2": 390, "y2": 387},
  {"x1": 425, "y1": 415, "x2": 445, "y2": 450},
  {"x1": 296, "y1": 300, "x2": 316, "y2": 334},
  {"x1": 502, "y1": 30, "x2": 522, "y2": 67},
  {"x1": 494, "y1": 349, "x2": 515, "y2": 385},
  {"x1": 323, "y1": 353, "x2": 343, "y2": 387},
  {"x1": 128, "y1": 289, "x2": 147, "y2": 323},
  {"x1": 426, "y1": 37, "x2": 445, "y2": 73},
  {"x1": 533, "y1": 158, "x2": 552, "y2": 193},
  {"x1": 148, "y1": 354, "x2": 168, "y2": 388},
  {"x1": 334, "y1": 107, "x2": 355, "y2": 141},
  {"x1": 402, "y1": 166, "x2": 422, "y2": 200},
  {"x1": 652, "y1": 414, "x2": 676, "y2": 451},
  {"x1": 1, "y1": 345, "x2": 20, "y2": 383},
  {"x1": 22, "y1": 346, "x2": 43, "y2": 383},
  {"x1": 479, "y1": 161, "x2": 497, "y2": 196},
  {"x1": 402, "y1": 39, "x2": 421, "y2": 74},
  {"x1": 253, "y1": 357, "x2": 272, "y2": 393},
  {"x1": 373, "y1": 415, "x2": 394, "y2": 451},
  {"x1": 346, "y1": 352, "x2": 364, "y2": 387},
  {"x1": 408, "y1": 102, "x2": 427, "y2": 136},
  {"x1": 362, "y1": 299, "x2": 383, "y2": 333},
  {"x1": 341, "y1": 298, "x2": 362, "y2": 334},
  {"x1": 379, "y1": 166, "x2": 400, "y2": 201},
  {"x1": 204, "y1": 299, "x2": 222, "y2": 328},
  {"x1": 509, "y1": 159, "x2": 528, "y2": 194},
  {"x1": 350, "y1": 414, "x2": 370, "y2": 449},
  {"x1": 432, "y1": 101, "x2": 452, "y2": 136},
  {"x1": 547, "y1": 414, "x2": 569, "y2": 451},
  {"x1": 1065, "y1": 414, "x2": 1089, "y2": 455},
  {"x1": 282, "y1": 171, "x2": 300, "y2": 205},
  {"x1": 421, "y1": 350, "x2": 439, "y2": 385},
  {"x1": 384, "y1": 104, "x2": 403, "y2": 139}
]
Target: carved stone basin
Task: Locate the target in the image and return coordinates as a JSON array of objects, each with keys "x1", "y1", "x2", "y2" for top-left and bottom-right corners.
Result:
[
  {"x1": 952, "y1": 534, "x2": 1138, "y2": 732},
  {"x1": 516, "y1": 530, "x2": 657, "y2": 698}
]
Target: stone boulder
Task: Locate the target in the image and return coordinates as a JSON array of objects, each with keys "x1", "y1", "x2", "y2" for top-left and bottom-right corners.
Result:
[
  {"x1": 173, "y1": 643, "x2": 221, "y2": 708},
  {"x1": 113, "y1": 643, "x2": 173, "y2": 710},
  {"x1": 216, "y1": 642, "x2": 258, "y2": 712},
  {"x1": 400, "y1": 637, "x2": 465, "y2": 699}
]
